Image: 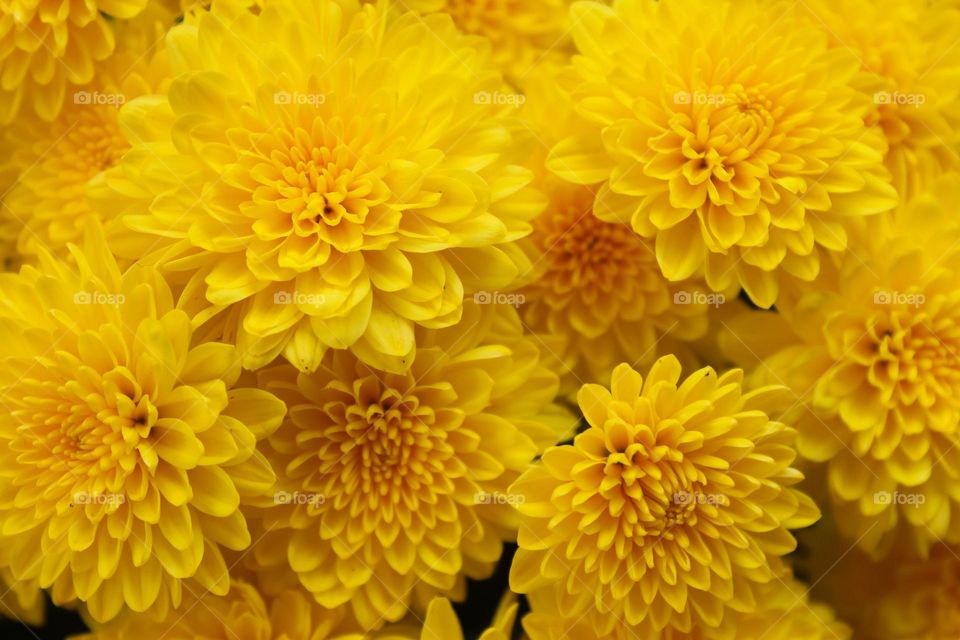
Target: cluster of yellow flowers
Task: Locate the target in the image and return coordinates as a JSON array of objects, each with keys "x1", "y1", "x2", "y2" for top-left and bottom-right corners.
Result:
[{"x1": 0, "y1": 0, "x2": 956, "y2": 638}]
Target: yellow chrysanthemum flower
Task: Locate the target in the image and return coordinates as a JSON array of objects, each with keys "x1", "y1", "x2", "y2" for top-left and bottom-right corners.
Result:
[
  {"x1": 2, "y1": 5, "x2": 173, "y2": 257},
  {"x1": 723, "y1": 177, "x2": 960, "y2": 555},
  {"x1": 0, "y1": 0, "x2": 150, "y2": 123},
  {"x1": 100, "y1": 0, "x2": 542, "y2": 374},
  {"x1": 517, "y1": 71, "x2": 716, "y2": 392},
  {"x1": 521, "y1": 181, "x2": 713, "y2": 391},
  {"x1": 523, "y1": 575, "x2": 850, "y2": 640},
  {"x1": 399, "y1": 0, "x2": 574, "y2": 82},
  {"x1": 245, "y1": 303, "x2": 571, "y2": 630},
  {"x1": 0, "y1": 231, "x2": 286, "y2": 622},
  {"x1": 548, "y1": 0, "x2": 897, "y2": 307},
  {"x1": 509, "y1": 357, "x2": 819, "y2": 639},
  {"x1": 80, "y1": 580, "x2": 518, "y2": 639},
  {"x1": 800, "y1": 0, "x2": 960, "y2": 198}
]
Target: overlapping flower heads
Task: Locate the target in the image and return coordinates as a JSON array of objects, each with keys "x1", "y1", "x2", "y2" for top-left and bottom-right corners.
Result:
[{"x1": 0, "y1": 0, "x2": 955, "y2": 638}]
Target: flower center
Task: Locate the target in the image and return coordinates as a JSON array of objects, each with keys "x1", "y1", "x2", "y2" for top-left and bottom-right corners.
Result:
[
  {"x1": 67, "y1": 107, "x2": 130, "y2": 177},
  {"x1": 19, "y1": 363, "x2": 156, "y2": 476},
  {"x1": 593, "y1": 437, "x2": 699, "y2": 541},
  {"x1": 315, "y1": 377, "x2": 456, "y2": 498},
  {"x1": 240, "y1": 120, "x2": 396, "y2": 256},
  {"x1": 852, "y1": 307, "x2": 960, "y2": 412},
  {"x1": 723, "y1": 88, "x2": 775, "y2": 148},
  {"x1": 872, "y1": 103, "x2": 913, "y2": 146},
  {"x1": 542, "y1": 203, "x2": 651, "y2": 289}
]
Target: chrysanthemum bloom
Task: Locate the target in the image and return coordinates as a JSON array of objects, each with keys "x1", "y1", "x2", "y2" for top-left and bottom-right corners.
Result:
[
  {"x1": 0, "y1": 231, "x2": 286, "y2": 621},
  {"x1": 799, "y1": 0, "x2": 960, "y2": 198},
  {"x1": 400, "y1": 0, "x2": 573, "y2": 82},
  {"x1": 0, "y1": 0, "x2": 150, "y2": 122},
  {"x1": 548, "y1": 0, "x2": 897, "y2": 307},
  {"x1": 521, "y1": 180, "x2": 714, "y2": 392},
  {"x1": 246, "y1": 304, "x2": 571, "y2": 629},
  {"x1": 510, "y1": 357, "x2": 819, "y2": 639},
  {"x1": 80, "y1": 580, "x2": 518, "y2": 639},
  {"x1": 514, "y1": 70, "x2": 715, "y2": 393},
  {"x1": 100, "y1": 0, "x2": 542, "y2": 374},
  {"x1": 2, "y1": 5, "x2": 172, "y2": 257},
  {"x1": 522, "y1": 576, "x2": 850, "y2": 640},
  {"x1": 722, "y1": 177, "x2": 960, "y2": 556}
]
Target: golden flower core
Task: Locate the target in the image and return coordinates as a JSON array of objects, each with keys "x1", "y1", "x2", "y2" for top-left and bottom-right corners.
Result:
[
  {"x1": 853, "y1": 308, "x2": 960, "y2": 410},
  {"x1": 532, "y1": 188, "x2": 655, "y2": 311},
  {"x1": 311, "y1": 374, "x2": 461, "y2": 513},
  {"x1": 236, "y1": 125, "x2": 395, "y2": 265},
  {"x1": 522, "y1": 184, "x2": 709, "y2": 388},
  {"x1": 40, "y1": 362, "x2": 156, "y2": 472}
]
